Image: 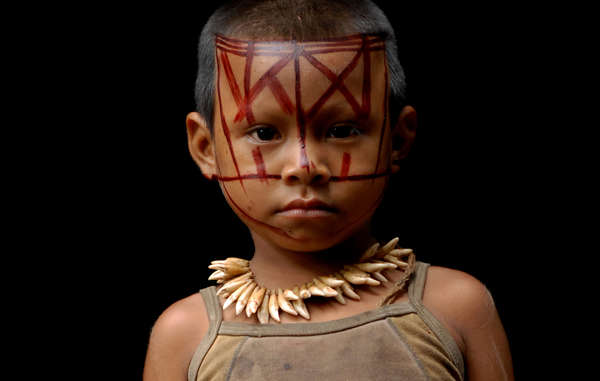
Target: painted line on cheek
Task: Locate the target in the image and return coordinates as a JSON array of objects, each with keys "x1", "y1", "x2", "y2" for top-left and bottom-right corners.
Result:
[
  {"x1": 340, "y1": 152, "x2": 351, "y2": 178},
  {"x1": 252, "y1": 147, "x2": 268, "y2": 183},
  {"x1": 333, "y1": 177, "x2": 388, "y2": 236},
  {"x1": 219, "y1": 179, "x2": 298, "y2": 241},
  {"x1": 330, "y1": 170, "x2": 391, "y2": 182}
]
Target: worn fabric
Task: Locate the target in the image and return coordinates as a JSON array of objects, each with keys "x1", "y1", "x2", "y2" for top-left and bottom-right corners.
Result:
[{"x1": 188, "y1": 262, "x2": 464, "y2": 381}]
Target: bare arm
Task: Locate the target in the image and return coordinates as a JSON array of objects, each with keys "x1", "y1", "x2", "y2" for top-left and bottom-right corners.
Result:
[
  {"x1": 143, "y1": 294, "x2": 209, "y2": 381},
  {"x1": 424, "y1": 267, "x2": 514, "y2": 381}
]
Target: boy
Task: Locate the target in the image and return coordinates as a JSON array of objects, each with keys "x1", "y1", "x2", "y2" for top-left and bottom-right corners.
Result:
[{"x1": 143, "y1": 1, "x2": 513, "y2": 380}]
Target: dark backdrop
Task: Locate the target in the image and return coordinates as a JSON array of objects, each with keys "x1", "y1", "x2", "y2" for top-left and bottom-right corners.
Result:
[{"x1": 31, "y1": 1, "x2": 561, "y2": 379}]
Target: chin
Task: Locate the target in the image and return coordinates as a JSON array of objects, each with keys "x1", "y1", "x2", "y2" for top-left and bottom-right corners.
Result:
[{"x1": 254, "y1": 223, "x2": 362, "y2": 253}]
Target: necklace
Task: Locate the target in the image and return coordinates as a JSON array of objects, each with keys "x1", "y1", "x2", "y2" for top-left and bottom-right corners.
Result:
[{"x1": 207, "y1": 237, "x2": 416, "y2": 324}]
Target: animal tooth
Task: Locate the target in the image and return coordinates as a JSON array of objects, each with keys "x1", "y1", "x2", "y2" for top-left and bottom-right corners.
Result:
[
  {"x1": 292, "y1": 298, "x2": 310, "y2": 320},
  {"x1": 334, "y1": 287, "x2": 346, "y2": 304},
  {"x1": 340, "y1": 269, "x2": 368, "y2": 285},
  {"x1": 224, "y1": 257, "x2": 250, "y2": 267},
  {"x1": 372, "y1": 271, "x2": 389, "y2": 283},
  {"x1": 379, "y1": 237, "x2": 399, "y2": 255},
  {"x1": 246, "y1": 286, "x2": 266, "y2": 317},
  {"x1": 223, "y1": 280, "x2": 251, "y2": 310},
  {"x1": 387, "y1": 248, "x2": 413, "y2": 258},
  {"x1": 318, "y1": 275, "x2": 345, "y2": 288},
  {"x1": 216, "y1": 272, "x2": 253, "y2": 296},
  {"x1": 359, "y1": 242, "x2": 380, "y2": 261},
  {"x1": 283, "y1": 289, "x2": 299, "y2": 300},
  {"x1": 312, "y1": 277, "x2": 338, "y2": 297},
  {"x1": 383, "y1": 255, "x2": 409, "y2": 269},
  {"x1": 354, "y1": 262, "x2": 393, "y2": 272},
  {"x1": 277, "y1": 288, "x2": 298, "y2": 316},
  {"x1": 299, "y1": 284, "x2": 311, "y2": 299},
  {"x1": 308, "y1": 282, "x2": 326, "y2": 296},
  {"x1": 236, "y1": 282, "x2": 257, "y2": 316},
  {"x1": 257, "y1": 290, "x2": 270, "y2": 324},
  {"x1": 335, "y1": 272, "x2": 361, "y2": 300},
  {"x1": 364, "y1": 277, "x2": 381, "y2": 286},
  {"x1": 268, "y1": 291, "x2": 280, "y2": 322},
  {"x1": 208, "y1": 270, "x2": 226, "y2": 281}
]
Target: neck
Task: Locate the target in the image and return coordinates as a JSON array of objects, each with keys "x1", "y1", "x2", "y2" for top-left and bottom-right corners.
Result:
[{"x1": 248, "y1": 225, "x2": 377, "y2": 290}]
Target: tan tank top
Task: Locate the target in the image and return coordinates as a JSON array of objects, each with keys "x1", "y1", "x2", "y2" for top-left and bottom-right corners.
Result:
[{"x1": 188, "y1": 262, "x2": 464, "y2": 381}]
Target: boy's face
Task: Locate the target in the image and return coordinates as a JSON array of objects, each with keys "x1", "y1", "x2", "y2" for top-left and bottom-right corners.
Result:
[{"x1": 189, "y1": 34, "x2": 413, "y2": 252}]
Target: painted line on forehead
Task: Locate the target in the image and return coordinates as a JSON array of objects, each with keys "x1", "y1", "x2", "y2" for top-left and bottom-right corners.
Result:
[
  {"x1": 305, "y1": 47, "x2": 364, "y2": 122},
  {"x1": 216, "y1": 33, "x2": 384, "y2": 46},
  {"x1": 217, "y1": 45, "x2": 384, "y2": 57},
  {"x1": 372, "y1": 50, "x2": 389, "y2": 183},
  {"x1": 252, "y1": 147, "x2": 268, "y2": 183},
  {"x1": 293, "y1": 48, "x2": 310, "y2": 172},
  {"x1": 216, "y1": 50, "x2": 245, "y2": 193},
  {"x1": 243, "y1": 41, "x2": 255, "y2": 124},
  {"x1": 233, "y1": 51, "x2": 295, "y2": 123},
  {"x1": 301, "y1": 53, "x2": 363, "y2": 119},
  {"x1": 361, "y1": 36, "x2": 372, "y2": 119},
  {"x1": 219, "y1": 51, "x2": 243, "y2": 108}
]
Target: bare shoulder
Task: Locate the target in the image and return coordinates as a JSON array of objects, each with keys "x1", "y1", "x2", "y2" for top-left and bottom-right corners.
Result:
[
  {"x1": 143, "y1": 292, "x2": 210, "y2": 381},
  {"x1": 423, "y1": 266, "x2": 514, "y2": 380}
]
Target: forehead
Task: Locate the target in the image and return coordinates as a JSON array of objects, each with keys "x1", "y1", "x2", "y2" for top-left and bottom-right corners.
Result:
[{"x1": 215, "y1": 34, "x2": 387, "y2": 121}]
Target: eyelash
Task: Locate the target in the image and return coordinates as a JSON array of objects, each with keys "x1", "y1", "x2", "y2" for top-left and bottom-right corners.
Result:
[{"x1": 246, "y1": 124, "x2": 363, "y2": 143}]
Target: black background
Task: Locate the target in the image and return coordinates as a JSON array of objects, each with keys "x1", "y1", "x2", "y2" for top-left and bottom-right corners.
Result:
[{"x1": 16, "y1": 1, "x2": 568, "y2": 379}]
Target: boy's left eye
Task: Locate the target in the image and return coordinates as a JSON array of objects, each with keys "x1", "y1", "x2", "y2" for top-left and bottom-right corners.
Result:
[{"x1": 326, "y1": 124, "x2": 362, "y2": 139}]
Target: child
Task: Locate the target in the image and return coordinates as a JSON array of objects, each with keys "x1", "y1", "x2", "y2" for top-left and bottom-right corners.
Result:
[{"x1": 143, "y1": 0, "x2": 513, "y2": 380}]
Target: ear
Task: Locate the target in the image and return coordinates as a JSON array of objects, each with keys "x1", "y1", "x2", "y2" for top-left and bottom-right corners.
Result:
[
  {"x1": 390, "y1": 105, "x2": 417, "y2": 174},
  {"x1": 186, "y1": 112, "x2": 217, "y2": 180}
]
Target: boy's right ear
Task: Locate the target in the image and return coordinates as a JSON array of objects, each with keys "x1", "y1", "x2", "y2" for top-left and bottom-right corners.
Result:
[{"x1": 186, "y1": 112, "x2": 217, "y2": 180}]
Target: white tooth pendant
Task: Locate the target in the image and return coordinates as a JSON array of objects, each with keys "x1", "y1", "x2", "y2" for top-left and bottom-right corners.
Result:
[
  {"x1": 207, "y1": 237, "x2": 417, "y2": 324},
  {"x1": 236, "y1": 282, "x2": 257, "y2": 316},
  {"x1": 292, "y1": 298, "x2": 310, "y2": 319},
  {"x1": 257, "y1": 289, "x2": 270, "y2": 324},
  {"x1": 246, "y1": 286, "x2": 266, "y2": 318},
  {"x1": 268, "y1": 290, "x2": 281, "y2": 322},
  {"x1": 277, "y1": 288, "x2": 298, "y2": 316}
]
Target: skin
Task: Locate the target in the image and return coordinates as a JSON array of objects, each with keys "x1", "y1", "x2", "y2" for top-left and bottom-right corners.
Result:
[{"x1": 143, "y1": 35, "x2": 514, "y2": 381}]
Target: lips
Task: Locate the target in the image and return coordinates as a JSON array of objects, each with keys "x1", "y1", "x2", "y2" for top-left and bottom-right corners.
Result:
[{"x1": 279, "y1": 198, "x2": 338, "y2": 213}]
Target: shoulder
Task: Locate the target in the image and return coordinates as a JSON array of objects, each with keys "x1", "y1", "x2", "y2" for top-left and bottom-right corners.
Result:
[
  {"x1": 421, "y1": 266, "x2": 496, "y2": 351},
  {"x1": 422, "y1": 266, "x2": 514, "y2": 380},
  {"x1": 143, "y1": 292, "x2": 210, "y2": 381}
]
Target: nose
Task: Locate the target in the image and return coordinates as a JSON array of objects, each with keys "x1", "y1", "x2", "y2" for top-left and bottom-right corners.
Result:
[{"x1": 282, "y1": 145, "x2": 331, "y2": 186}]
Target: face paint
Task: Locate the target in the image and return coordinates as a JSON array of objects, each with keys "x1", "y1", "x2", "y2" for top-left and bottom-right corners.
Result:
[{"x1": 211, "y1": 33, "x2": 393, "y2": 250}]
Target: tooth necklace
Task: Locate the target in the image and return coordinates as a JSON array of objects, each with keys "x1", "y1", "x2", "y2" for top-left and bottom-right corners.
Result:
[{"x1": 207, "y1": 237, "x2": 416, "y2": 324}]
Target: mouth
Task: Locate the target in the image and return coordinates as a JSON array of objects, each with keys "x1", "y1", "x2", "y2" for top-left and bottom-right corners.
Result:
[{"x1": 277, "y1": 198, "x2": 338, "y2": 218}]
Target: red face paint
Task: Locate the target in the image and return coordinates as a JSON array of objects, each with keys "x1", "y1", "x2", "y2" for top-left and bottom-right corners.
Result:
[
  {"x1": 215, "y1": 34, "x2": 389, "y2": 185},
  {"x1": 212, "y1": 34, "x2": 392, "y2": 244}
]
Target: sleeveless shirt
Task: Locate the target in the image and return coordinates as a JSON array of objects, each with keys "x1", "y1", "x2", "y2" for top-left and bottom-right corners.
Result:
[{"x1": 188, "y1": 262, "x2": 465, "y2": 381}]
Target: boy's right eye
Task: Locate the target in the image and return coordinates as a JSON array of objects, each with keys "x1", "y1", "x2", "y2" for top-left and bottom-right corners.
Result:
[{"x1": 248, "y1": 126, "x2": 281, "y2": 142}]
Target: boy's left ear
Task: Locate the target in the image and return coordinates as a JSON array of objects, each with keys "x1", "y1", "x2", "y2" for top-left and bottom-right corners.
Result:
[{"x1": 390, "y1": 105, "x2": 417, "y2": 174}]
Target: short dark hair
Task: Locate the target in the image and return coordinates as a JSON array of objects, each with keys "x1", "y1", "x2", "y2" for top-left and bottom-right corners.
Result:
[{"x1": 195, "y1": 0, "x2": 406, "y2": 133}]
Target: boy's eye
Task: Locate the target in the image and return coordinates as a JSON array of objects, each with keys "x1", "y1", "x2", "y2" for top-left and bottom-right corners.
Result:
[
  {"x1": 248, "y1": 126, "x2": 281, "y2": 142},
  {"x1": 326, "y1": 124, "x2": 362, "y2": 139}
]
